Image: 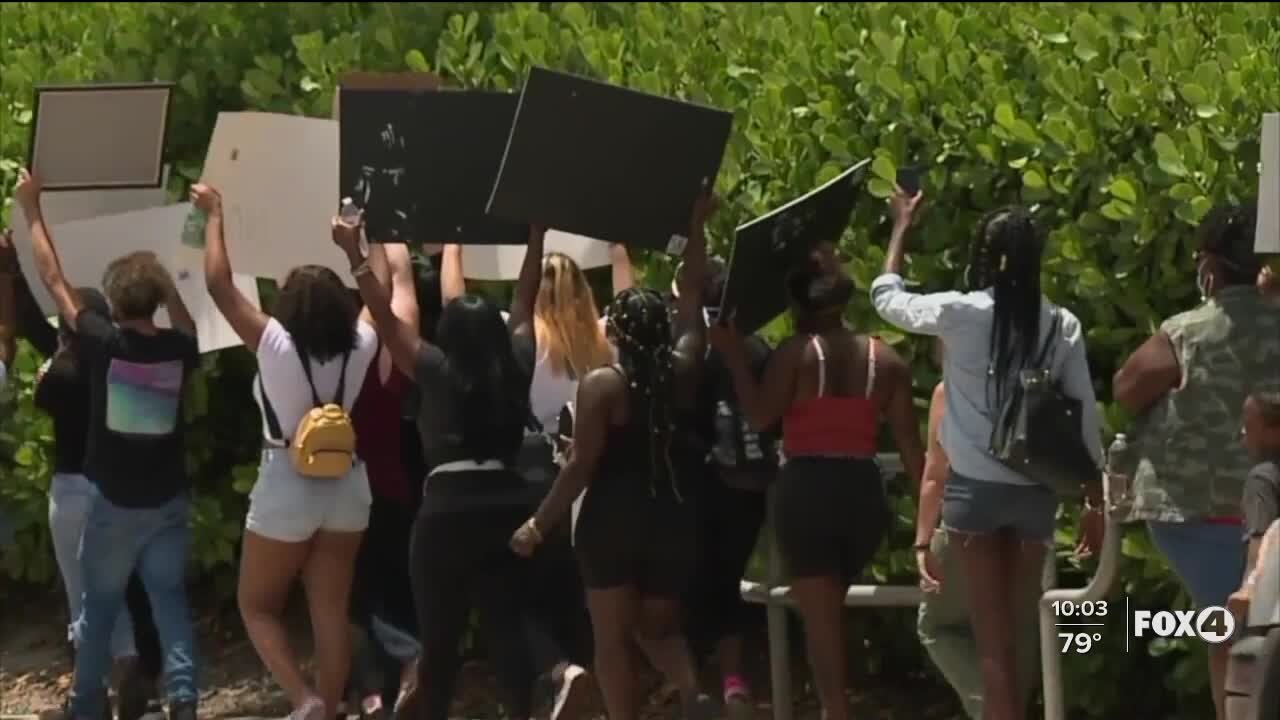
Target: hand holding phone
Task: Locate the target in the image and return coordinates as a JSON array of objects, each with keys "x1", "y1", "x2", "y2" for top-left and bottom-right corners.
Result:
[{"x1": 896, "y1": 165, "x2": 924, "y2": 196}]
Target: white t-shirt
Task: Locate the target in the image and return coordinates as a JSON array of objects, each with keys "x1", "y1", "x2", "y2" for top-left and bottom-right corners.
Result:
[
  {"x1": 253, "y1": 318, "x2": 379, "y2": 441},
  {"x1": 529, "y1": 317, "x2": 613, "y2": 431}
]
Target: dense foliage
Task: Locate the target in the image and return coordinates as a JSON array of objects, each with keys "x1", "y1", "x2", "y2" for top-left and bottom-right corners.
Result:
[{"x1": 2, "y1": 3, "x2": 1279, "y2": 716}]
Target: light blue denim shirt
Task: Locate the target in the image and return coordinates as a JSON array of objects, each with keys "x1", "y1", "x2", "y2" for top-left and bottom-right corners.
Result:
[{"x1": 870, "y1": 273, "x2": 1104, "y2": 486}]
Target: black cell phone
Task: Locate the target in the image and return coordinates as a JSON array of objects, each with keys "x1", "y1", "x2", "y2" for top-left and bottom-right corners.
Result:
[{"x1": 897, "y1": 165, "x2": 924, "y2": 196}]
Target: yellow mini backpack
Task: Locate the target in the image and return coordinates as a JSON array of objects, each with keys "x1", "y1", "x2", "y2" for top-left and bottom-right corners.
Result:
[{"x1": 260, "y1": 351, "x2": 357, "y2": 479}]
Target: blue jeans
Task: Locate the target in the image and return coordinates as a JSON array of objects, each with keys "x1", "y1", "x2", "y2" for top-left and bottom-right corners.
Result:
[{"x1": 70, "y1": 492, "x2": 197, "y2": 717}]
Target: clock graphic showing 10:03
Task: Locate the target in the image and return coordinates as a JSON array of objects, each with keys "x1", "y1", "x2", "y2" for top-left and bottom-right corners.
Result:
[{"x1": 1052, "y1": 600, "x2": 1108, "y2": 617}]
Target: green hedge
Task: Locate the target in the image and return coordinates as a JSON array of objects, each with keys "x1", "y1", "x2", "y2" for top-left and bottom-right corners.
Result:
[{"x1": 3, "y1": 3, "x2": 1278, "y2": 716}]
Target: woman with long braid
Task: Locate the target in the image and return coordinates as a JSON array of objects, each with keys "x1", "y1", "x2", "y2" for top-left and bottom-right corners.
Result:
[
  {"x1": 871, "y1": 190, "x2": 1103, "y2": 720},
  {"x1": 511, "y1": 195, "x2": 717, "y2": 720}
]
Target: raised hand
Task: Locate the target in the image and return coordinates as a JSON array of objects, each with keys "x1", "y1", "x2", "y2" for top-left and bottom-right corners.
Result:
[
  {"x1": 189, "y1": 183, "x2": 222, "y2": 215},
  {"x1": 691, "y1": 192, "x2": 719, "y2": 232},
  {"x1": 331, "y1": 210, "x2": 364, "y2": 259},
  {"x1": 14, "y1": 169, "x2": 42, "y2": 216},
  {"x1": 889, "y1": 187, "x2": 924, "y2": 229}
]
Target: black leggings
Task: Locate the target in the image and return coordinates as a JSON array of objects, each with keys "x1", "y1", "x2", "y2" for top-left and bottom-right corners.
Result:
[
  {"x1": 410, "y1": 469, "x2": 538, "y2": 720},
  {"x1": 685, "y1": 475, "x2": 767, "y2": 658}
]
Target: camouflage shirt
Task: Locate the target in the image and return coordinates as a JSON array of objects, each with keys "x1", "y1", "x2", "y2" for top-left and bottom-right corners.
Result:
[{"x1": 1128, "y1": 286, "x2": 1280, "y2": 523}]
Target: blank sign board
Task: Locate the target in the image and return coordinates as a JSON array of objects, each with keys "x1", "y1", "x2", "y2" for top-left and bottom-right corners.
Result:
[
  {"x1": 200, "y1": 112, "x2": 352, "y2": 284},
  {"x1": 461, "y1": 230, "x2": 611, "y2": 281},
  {"x1": 487, "y1": 67, "x2": 733, "y2": 253},
  {"x1": 28, "y1": 83, "x2": 172, "y2": 191},
  {"x1": 1257, "y1": 113, "x2": 1279, "y2": 254},
  {"x1": 720, "y1": 160, "x2": 870, "y2": 335}
]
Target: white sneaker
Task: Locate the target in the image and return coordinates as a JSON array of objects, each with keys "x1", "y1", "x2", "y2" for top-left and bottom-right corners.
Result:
[
  {"x1": 551, "y1": 664, "x2": 592, "y2": 720},
  {"x1": 287, "y1": 697, "x2": 326, "y2": 720}
]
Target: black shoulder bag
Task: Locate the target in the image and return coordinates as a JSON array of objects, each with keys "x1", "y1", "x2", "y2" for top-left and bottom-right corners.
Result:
[{"x1": 989, "y1": 309, "x2": 1100, "y2": 497}]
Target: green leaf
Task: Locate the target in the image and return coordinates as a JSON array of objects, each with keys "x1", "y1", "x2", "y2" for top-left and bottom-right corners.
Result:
[
  {"x1": 1169, "y1": 183, "x2": 1198, "y2": 201},
  {"x1": 1195, "y1": 104, "x2": 1219, "y2": 119},
  {"x1": 780, "y1": 83, "x2": 806, "y2": 107},
  {"x1": 1107, "y1": 93, "x2": 1140, "y2": 118},
  {"x1": 1101, "y1": 200, "x2": 1134, "y2": 221},
  {"x1": 1179, "y1": 83, "x2": 1209, "y2": 106},
  {"x1": 1109, "y1": 179, "x2": 1137, "y2": 203},
  {"x1": 1153, "y1": 133, "x2": 1180, "y2": 160},
  {"x1": 1023, "y1": 169, "x2": 1046, "y2": 189},
  {"x1": 405, "y1": 49, "x2": 429, "y2": 72},
  {"x1": 867, "y1": 177, "x2": 895, "y2": 198},
  {"x1": 994, "y1": 102, "x2": 1016, "y2": 129},
  {"x1": 1043, "y1": 116, "x2": 1074, "y2": 147},
  {"x1": 561, "y1": 2, "x2": 588, "y2": 29},
  {"x1": 375, "y1": 26, "x2": 395, "y2": 52},
  {"x1": 876, "y1": 66, "x2": 903, "y2": 97},
  {"x1": 872, "y1": 155, "x2": 898, "y2": 183},
  {"x1": 15, "y1": 443, "x2": 34, "y2": 467},
  {"x1": 1011, "y1": 120, "x2": 1041, "y2": 145}
]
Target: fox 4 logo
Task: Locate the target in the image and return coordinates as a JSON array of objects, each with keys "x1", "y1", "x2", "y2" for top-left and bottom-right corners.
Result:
[{"x1": 1133, "y1": 606, "x2": 1236, "y2": 644}]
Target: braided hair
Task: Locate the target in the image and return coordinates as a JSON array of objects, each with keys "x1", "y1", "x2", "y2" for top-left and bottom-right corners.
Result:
[
  {"x1": 603, "y1": 287, "x2": 679, "y2": 499},
  {"x1": 965, "y1": 206, "x2": 1045, "y2": 402}
]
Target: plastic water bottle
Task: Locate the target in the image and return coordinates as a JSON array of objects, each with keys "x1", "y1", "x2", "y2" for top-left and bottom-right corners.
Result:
[
  {"x1": 1106, "y1": 433, "x2": 1136, "y2": 514},
  {"x1": 181, "y1": 205, "x2": 207, "y2": 249}
]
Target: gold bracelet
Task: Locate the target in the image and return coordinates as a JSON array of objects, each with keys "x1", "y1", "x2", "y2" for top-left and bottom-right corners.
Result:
[{"x1": 526, "y1": 517, "x2": 544, "y2": 544}]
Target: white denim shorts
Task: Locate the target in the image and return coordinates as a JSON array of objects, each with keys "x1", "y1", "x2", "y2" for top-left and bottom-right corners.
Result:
[{"x1": 245, "y1": 448, "x2": 372, "y2": 543}]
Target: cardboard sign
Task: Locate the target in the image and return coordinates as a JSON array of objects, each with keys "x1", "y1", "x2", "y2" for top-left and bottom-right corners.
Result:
[
  {"x1": 487, "y1": 67, "x2": 733, "y2": 252},
  {"x1": 461, "y1": 230, "x2": 611, "y2": 281},
  {"x1": 9, "y1": 185, "x2": 170, "y2": 312},
  {"x1": 12, "y1": 202, "x2": 261, "y2": 353},
  {"x1": 721, "y1": 160, "x2": 870, "y2": 335},
  {"x1": 199, "y1": 111, "x2": 352, "y2": 284},
  {"x1": 417, "y1": 90, "x2": 526, "y2": 245},
  {"x1": 1257, "y1": 113, "x2": 1279, "y2": 254},
  {"x1": 29, "y1": 83, "x2": 173, "y2": 191}
]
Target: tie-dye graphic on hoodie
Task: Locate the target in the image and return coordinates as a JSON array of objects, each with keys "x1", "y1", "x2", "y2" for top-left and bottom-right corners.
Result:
[{"x1": 105, "y1": 358, "x2": 184, "y2": 436}]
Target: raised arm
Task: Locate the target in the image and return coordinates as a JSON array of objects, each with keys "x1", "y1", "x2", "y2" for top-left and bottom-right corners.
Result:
[
  {"x1": 508, "y1": 226, "x2": 546, "y2": 339},
  {"x1": 193, "y1": 184, "x2": 269, "y2": 350},
  {"x1": 871, "y1": 188, "x2": 963, "y2": 336},
  {"x1": 711, "y1": 328, "x2": 802, "y2": 432},
  {"x1": 14, "y1": 170, "x2": 83, "y2": 330},
  {"x1": 440, "y1": 244, "x2": 466, "y2": 304},
  {"x1": 369, "y1": 242, "x2": 421, "y2": 384},
  {"x1": 333, "y1": 212, "x2": 422, "y2": 379},
  {"x1": 610, "y1": 243, "x2": 636, "y2": 296}
]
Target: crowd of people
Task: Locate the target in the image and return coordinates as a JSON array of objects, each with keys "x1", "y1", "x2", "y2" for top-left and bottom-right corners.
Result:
[{"x1": 0, "y1": 161, "x2": 1278, "y2": 720}]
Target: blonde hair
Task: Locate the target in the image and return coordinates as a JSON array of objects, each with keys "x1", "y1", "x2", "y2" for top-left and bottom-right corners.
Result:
[
  {"x1": 102, "y1": 251, "x2": 172, "y2": 320},
  {"x1": 534, "y1": 252, "x2": 612, "y2": 379}
]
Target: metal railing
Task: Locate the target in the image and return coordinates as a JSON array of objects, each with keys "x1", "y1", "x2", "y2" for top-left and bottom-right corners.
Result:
[{"x1": 738, "y1": 455, "x2": 1122, "y2": 720}]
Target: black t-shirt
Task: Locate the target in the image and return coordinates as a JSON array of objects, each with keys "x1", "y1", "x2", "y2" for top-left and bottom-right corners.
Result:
[
  {"x1": 76, "y1": 308, "x2": 199, "y2": 508},
  {"x1": 34, "y1": 350, "x2": 92, "y2": 475},
  {"x1": 413, "y1": 332, "x2": 536, "y2": 472},
  {"x1": 1243, "y1": 459, "x2": 1280, "y2": 540},
  {"x1": 702, "y1": 336, "x2": 778, "y2": 477}
]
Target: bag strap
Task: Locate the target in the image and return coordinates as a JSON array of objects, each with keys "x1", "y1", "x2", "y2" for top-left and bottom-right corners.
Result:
[
  {"x1": 811, "y1": 336, "x2": 827, "y2": 398},
  {"x1": 259, "y1": 375, "x2": 286, "y2": 443},
  {"x1": 297, "y1": 349, "x2": 351, "y2": 408},
  {"x1": 1033, "y1": 309, "x2": 1062, "y2": 371}
]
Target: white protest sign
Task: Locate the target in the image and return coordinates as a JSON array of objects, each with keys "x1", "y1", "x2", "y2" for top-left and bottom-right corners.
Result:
[
  {"x1": 461, "y1": 230, "x2": 611, "y2": 281},
  {"x1": 13, "y1": 202, "x2": 261, "y2": 353},
  {"x1": 199, "y1": 112, "x2": 351, "y2": 284},
  {"x1": 11, "y1": 187, "x2": 170, "y2": 312},
  {"x1": 1257, "y1": 113, "x2": 1279, "y2": 254}
]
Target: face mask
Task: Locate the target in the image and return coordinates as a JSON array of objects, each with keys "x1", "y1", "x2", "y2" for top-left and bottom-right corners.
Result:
[{"x1": 1196, "y1": 259, "x2": 1213, "y2": 301}]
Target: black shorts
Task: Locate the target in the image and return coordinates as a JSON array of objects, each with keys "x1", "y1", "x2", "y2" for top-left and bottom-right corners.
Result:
[
  {"x1": 775, "y1": 457, "x2": 889, "y2": 582},
  {"x1": 573, "y1": 478, "x2": 696, "y2": 596}
]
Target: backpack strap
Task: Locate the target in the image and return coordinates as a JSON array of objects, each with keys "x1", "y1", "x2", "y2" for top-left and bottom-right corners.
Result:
[
  {"x1": 865, "y1": 337, "x2": 877, "y2": 399},
  {"x1": 298, "y1": 350, "x2": 351, "y2": 408},
  {"x1": 1034, "y1": 309, "x2": 1062, "y2": 371},
  {"x1": 259, "y1": 375, "x2": 287, "y2": 444}
]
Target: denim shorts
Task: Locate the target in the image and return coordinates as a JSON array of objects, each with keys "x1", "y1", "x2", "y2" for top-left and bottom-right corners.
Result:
[
  {"x1": 1147, "y1": 520, "x2": 1246, "y2": 609},
  {"x1": 941, "y1": 471, "x2": 1058, "y2": 543}
]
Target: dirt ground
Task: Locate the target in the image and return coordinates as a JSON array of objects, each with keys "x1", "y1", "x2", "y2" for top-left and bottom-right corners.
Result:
[{"x1": 0, "y1": 590, "x2": 959, "y2": 719}]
